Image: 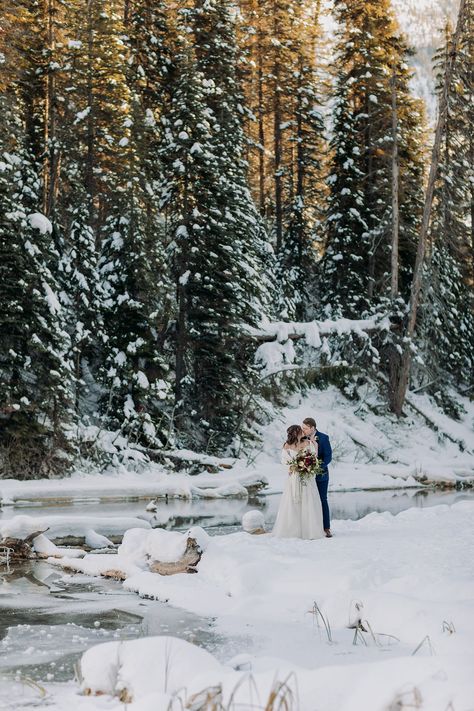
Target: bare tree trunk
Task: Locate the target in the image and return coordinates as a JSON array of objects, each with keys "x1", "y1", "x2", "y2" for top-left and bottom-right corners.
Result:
[
  {"x1": 123, "y1": 0, "x2": 130, "y2": 24},
  {"x1": 257, "y1": 27, "x2": 266, "y2": 216},
  {"x1": 390, "y1": 67, "x2": 399, "y2": 299},
  {"x1": 389, "y1": 0, "x2": 467, "y2": 416},
  {"x1": 175, "y1": 161, "x2": 189, "y2": 409},
  {"x1": 365, "y1": 96, "x2": 375, "y2": 300},
  {"x1": 273, "y1": 10, "x2": 283, "y2": 251},
  {"x1": 44, "y1": 0, "x2": 60, "y2": 218},
  {"x1": 469, "y1": 17, "x2": 474, "y2": 284},
  {"x1": 387, "y1": 67, "x2": 401, "y2": 408},
  {"x1": 85, "y1": 0, "x2": 95, "y2": 212}
]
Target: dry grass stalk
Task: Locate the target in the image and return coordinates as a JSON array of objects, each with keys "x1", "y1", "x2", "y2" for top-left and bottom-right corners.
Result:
[
  {"x1": 411, "y1": 635, "x2": 435, "y2": 657},
  {"x1": 388, "y1": 686, "x2": 422, "y2": 710},
  {"x1": 309, "y1": 601, "x2": 333, "y2": 643}
]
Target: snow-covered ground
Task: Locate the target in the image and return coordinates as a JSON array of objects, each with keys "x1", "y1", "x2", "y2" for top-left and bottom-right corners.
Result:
[
  {"x1": 1, "y1": 387, "x2": 472, "y2": 512},
  {"x1": 6, "y1": 499, "x2": 474, "y2": 710},
  {"x1": 1, "y1": 386, "x2": 473, "y2": 710}
]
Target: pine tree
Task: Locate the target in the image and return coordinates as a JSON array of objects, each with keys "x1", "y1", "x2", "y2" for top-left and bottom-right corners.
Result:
[
  {"x1": 419, "y1": 246, "x2": 474, "y2": 394},
  {"x1": 237, "y1": 0, "x2": 328, "y2": 249},
  {"x1": 160, "y1": 2, "x2": 272, "y2": 451},
  {"x1": 431, "y1": 14, "x2": 474, "y2": 288},
  {"x1": 0, "y1": 92, "x2": 75, "y2": 477},
  {"x1": 276, "y1": 1, "x2": 327, "y2": 320},
  {"x1": 322, "y1": 0, "x2": 426, "y2": 319},
  {"x1": 416, "y1": 12, "x2": 474, "y2": 391},
  {"x1": 90, "y1": 0, "x2": 174, "y2": 446}
]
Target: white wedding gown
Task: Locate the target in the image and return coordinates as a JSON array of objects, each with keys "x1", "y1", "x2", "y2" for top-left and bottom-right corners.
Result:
[{"x1": 272, "y1": 445, "x2": 324, "y2": 539}]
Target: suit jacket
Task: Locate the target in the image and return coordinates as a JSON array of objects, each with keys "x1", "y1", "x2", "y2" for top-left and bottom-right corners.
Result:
[{"x1": 315, "y1": 431, "x2": 332, "y2": 480}]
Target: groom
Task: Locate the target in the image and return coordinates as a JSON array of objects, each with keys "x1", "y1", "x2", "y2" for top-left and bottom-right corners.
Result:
[{"x1": 301, "y1": 417, "x2": 333, "y2": 538}]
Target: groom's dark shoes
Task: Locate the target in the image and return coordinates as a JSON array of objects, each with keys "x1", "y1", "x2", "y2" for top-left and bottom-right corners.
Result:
[{"x1": 324, "y1": 528, "x2": 333, "y2": 538}]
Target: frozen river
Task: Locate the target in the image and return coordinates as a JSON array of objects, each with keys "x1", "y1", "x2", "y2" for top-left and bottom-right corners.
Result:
[{"x1": 1, "y1": 486, "x2": 473, "y2": 700}]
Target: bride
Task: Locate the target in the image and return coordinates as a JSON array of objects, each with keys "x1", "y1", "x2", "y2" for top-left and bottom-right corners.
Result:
[{"x1": 272, "y1": 424, "x2": 324, "y2": 540}]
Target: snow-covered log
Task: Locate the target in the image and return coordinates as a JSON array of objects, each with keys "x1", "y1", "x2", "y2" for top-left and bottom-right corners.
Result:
[
  {"x1": 247, "y1": 314, "x2": 391, "y2": 344},
  {"x1": 0, "y1": 514, "x2": 147, "y2": 551},
  {"x1": 0, "y1": 529, "x2": 48, "y2": 560},
  {"x1": 52, "y1": 526, "x2": 210, "y2": 579},
  {"x1": 149, "y1": 536, "x2": 202, "y2": 575},
  {"x1": 0, "y1": 515, "x2": 50, "y2": 559},
  {"x1": 160, "y1": 448, "x2": 236, "y2": 469}
]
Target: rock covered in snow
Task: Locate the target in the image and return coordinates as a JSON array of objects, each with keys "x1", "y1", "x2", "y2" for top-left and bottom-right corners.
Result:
[{"x1": 242, "y1": 510, "x2": 265, "y2": 534}]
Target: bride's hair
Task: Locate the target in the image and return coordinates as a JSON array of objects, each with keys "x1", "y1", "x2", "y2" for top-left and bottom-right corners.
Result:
[{"x1": 286, "y1": 424, "x2": 302, "y2": 446}]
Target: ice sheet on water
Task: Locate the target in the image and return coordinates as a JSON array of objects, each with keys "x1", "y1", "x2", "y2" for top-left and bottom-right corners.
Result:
[{"x1": 0, "y1": 622, "x2": 121, "y2": 671}]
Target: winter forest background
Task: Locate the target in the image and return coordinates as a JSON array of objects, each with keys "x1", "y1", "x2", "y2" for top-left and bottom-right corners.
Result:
[{"x1": 0, "y1": 0, "x2": 472, "y2": 479}]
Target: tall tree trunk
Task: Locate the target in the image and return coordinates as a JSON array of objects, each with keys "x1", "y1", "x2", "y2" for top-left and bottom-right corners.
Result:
[
  {"x1": 44, "y1": 0, "x2": 59, "y2": 217},
  {"x1": 85, "y1": 0, "x2": 95, "y2": 212},
  {"x1": 123, "y1": 0, "x2": 130, "y2": 24},
  {"x1": 469, "y1": 10, "x2": 474, "y2": 284},
  {"x1": 257, "y1": 27, "x2": 266, "y2": 217},
  {"x1": 365, "y1": 91, "x2": 375, "y2": 300},
  {"x1": 273, "y1": 10, "x2": 283, "y2": 251},
  {"x1": 295, "y1": 54, "x2": 304, "y2": 267},
  {"x1": 390, "y1": 67, "x2": 399, "y2": 299},
  {"x1": 388, "y1": 66, "x2": 401, "y2": 408},
  {"x1": 389, "y1": 0, "x2": 467, "y2": 416},
  {"x1": 175, "y1": 164, "x2": 189, "y2": 410}
]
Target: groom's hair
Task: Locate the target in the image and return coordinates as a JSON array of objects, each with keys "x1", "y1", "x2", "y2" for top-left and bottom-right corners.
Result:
[{"x1": 303, "y1": 417, "x2": 316, "y2": 429}]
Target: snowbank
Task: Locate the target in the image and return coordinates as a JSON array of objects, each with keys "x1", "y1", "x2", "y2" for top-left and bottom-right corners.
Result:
[
  {"x1": 0, "y1": 469, "x2": 268, "y2": 506},
  {"x1": 1, "y1": 387, "x2": 472, "y2": 511},
  {"x1": 64, "y1": 501, "x2": 474, "y2": 710},
  {"x1": 77, "y1": 635, "x2": 474, "y2": 711}
]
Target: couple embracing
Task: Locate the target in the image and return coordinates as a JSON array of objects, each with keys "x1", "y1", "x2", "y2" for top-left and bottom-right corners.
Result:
[{"x1": 273, "y1": 417, "x2": 332, "y2": 540}]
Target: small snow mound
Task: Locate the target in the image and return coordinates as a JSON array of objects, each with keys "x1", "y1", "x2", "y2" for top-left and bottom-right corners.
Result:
[
  {"x1": 80, "y1": 636, "x2": 221, "y2": 700},
  {"x1": 186, "y1": 526, "x2": 210, "y2": 552},
  {"x1": 28, "y1": 212, "x2": 53, "y2": 234},
  {"x1": 242, "y1": 510, "x2": 265, "y2": 533},
  {"x1": 85, "y1": 529, "x2": 114, "y2": 550}
]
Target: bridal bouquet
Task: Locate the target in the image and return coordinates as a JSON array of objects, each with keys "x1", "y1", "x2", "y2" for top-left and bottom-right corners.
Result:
[{"x1": 288, "y1": 449, "x2": 322, "y2": 484}]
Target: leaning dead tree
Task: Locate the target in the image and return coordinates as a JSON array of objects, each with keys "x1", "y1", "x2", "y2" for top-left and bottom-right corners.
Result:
[{"x1": 389, "y1": 0, "x2": 468, "y2": 416}]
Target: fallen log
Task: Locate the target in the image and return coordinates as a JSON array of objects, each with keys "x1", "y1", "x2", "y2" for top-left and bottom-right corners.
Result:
[
  {"x1": 246, "y1": 314, "x2": 392, "y2": 344},
  {"x1": 148, "y1": 536, "x2": 202, "y2": 575},
  {"x1": 0, "y1": 529, "x2": 48, "y2": 561},
  {"x1": 140, "y1": 447, "x2": 236, "y2": 473}
]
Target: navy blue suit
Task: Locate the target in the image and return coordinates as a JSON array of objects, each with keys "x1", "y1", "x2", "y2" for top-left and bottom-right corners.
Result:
[{"x1": 315, "y1": 430, "x2": 332, "y2": 530}]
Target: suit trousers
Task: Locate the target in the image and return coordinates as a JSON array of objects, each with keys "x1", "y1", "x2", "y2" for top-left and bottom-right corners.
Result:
[{"x1": 316, "y1": 476, "x2": 330, "y2": 530}]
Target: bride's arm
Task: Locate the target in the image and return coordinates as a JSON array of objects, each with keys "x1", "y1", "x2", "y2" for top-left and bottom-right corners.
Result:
[{"x1": 281, "y1": 447, "x2": 292, "y2": 465}]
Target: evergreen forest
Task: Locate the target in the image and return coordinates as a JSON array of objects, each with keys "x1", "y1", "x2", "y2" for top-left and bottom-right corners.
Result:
[{"x1": 0, "y1": 0, "x2": 472, "y2": 479}]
